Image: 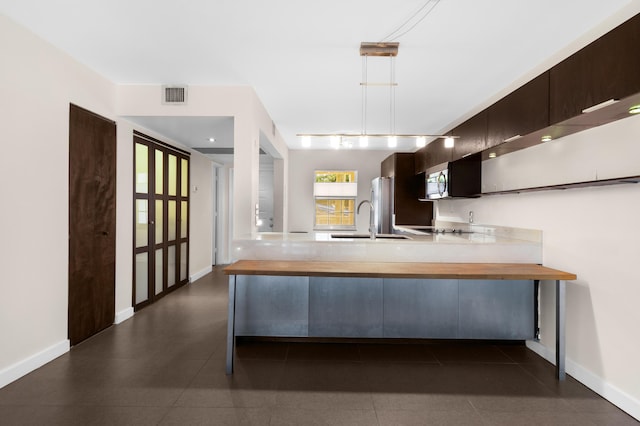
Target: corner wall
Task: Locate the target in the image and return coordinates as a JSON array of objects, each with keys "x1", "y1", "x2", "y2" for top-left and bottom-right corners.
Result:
[
  {"x1": 116, "y1": 85, "x2": 289, "y2": 243},
  {"x1": 0, "y1": 14, "x2": 116, "y2": 385},
  {"x1": 437, "y1": 115, "x2": 640, "y2": 419},
  {"x1": 288, "y1": 150, "x2": 392, "y2": 233},
  {"x1": 0, "y1": 16, "x2": 228, "y2": 387}
]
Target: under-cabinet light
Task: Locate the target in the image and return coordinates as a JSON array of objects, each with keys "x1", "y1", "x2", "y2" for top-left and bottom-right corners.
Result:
[
  {"x1": 359, "y1": 135, "x2": 369, "y2": 147},
  {"x1": 629, "y1": 105, "x2": 640, "y2": 114},
  {"x1": 416, "y1": 136, "x2": 426, "y2": 148},
  {"x1": 488, "y1": 152, "x2": 497, "y2": 158},
  {"x1": 503, "y1": 135, "x2": 522, "y2": 143},
  {"x1": 208, "y1": 137, "x2": 216, "y2": 143},
  {"x1": 582, "y1": 98, "x2": 618, "y2": 114},
  {"x1": 301, "y1": 136, "x2": 311, "y2": 148},
  {"x1": 388, "y1": 136, "x2": 397, "y2": 148},
  {"x1": 541, "y1": 135, "x2": 553, "y2": 143}
]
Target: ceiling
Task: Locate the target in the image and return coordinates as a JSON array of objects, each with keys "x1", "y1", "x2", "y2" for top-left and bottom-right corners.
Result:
[{"x1": 2, "y1": 0, "x2": 638, "y2": 154}]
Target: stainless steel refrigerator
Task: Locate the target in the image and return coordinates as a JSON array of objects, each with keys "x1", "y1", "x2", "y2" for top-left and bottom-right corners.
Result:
[{"x1": 371, "y1": 177, "x2": 393, "y2": 234}]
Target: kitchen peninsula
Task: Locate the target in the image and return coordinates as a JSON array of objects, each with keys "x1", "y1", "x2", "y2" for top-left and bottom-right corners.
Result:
[
  {"x1": 226, "y1": 224, "x2": 576, "y2": 381},
  {"x1": 232, "y1": 223, "x2": 543, "y2": 264}
]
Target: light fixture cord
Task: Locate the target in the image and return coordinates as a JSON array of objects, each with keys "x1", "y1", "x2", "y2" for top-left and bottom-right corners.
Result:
[
  {"x1": 362, "y1": 55, "x2": 368, "y2": 135},
  {"x1": 380, "y1": 0, "x2": 441, "y2": 42},
  {"x1": 390, "y1": 55, "x2": 395, "y2": 135}
]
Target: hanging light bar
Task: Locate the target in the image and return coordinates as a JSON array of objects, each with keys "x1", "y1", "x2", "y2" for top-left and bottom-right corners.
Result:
[
  {"x1": 297, "y1": 41, "x2": 456, "y2": 148},
  {"x1": 359, "y1": 42, "x2": 399, "y2": 57},
  {"x1": 444, "y1": 136, "x2": 455, "y2": 148},
  {"x1": 298, "y1": 133, "x2": 459, "y2": 138}
]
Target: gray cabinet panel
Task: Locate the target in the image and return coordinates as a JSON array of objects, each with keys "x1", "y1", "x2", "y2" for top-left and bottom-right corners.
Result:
[
  {"x1": 383, "y1": 278, "x2": 459, "y2": 338},
  {"x1": 235, "y1": 275, "x2": 309, "y2": 336},
  {"x1": 309, "y1": 277, "x2": 383, "y2": 337},
  {"x1": 458, "y1": 280, "x2": 535, "y2": 339}
]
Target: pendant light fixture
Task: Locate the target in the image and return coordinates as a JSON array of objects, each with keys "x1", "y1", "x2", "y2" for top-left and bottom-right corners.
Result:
[{"x1": 297, "y1": 41, "x2": 456, "y2": 149}]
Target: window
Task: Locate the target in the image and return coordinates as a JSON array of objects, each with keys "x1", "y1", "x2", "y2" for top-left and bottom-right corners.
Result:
[{"x1": 313, "y1": 170, "x2": 357, "y2": 230}]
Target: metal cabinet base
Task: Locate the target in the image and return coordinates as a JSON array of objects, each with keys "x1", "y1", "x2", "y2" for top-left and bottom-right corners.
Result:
[
  {"x1": 383, "y1": 278, "x2": 459, "y2": 338},
  {"x1": 309, "y1": 277, "x2": 383, "y2": 337},
  {"x1": 235, "y1": 275, "x2": 309, "y2": 336},
  {"x1": 459, "y1": 279, "x2": 534, "y2": 339},
  {"x1": 234, "y1": 276, "x2": 535, "y2": 341}
]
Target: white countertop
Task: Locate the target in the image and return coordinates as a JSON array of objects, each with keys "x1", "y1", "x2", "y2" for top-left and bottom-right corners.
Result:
[{"x1": 232, "y1": 225, "x2": 542, "y2": 264}]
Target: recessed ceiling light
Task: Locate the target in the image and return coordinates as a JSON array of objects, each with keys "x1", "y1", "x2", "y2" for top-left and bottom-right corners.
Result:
[
  {"x1": 629, "y1": 105, "x2": 640, "y2": 114},
  {"x1": 208, "y1": 137, "x2": 216, "y2": 143},
  {"x1": 541, "y1": 135, "x2": 553, "y2": 142},
  {"x1": 488, "y1": 152, "x2": 497, "y2": 158}
]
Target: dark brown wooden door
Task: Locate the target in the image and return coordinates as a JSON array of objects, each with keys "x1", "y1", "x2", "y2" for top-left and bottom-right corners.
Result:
[{"x1": 68, "y1": 104, "x2": 116, "y2": 346}]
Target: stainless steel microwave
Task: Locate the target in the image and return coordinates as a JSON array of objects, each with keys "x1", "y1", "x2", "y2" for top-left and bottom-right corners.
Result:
[
  {"x1": 426, "y1": 169, "x2": 449, "y2": 199},
  {"x1": 420, "y1": 153, "x2": 482, "y2": 200}
]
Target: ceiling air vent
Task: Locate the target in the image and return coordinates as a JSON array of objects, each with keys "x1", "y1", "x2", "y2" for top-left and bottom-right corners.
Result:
[{"x1": 162, "y1": 85, "x2": 188, "y2": 105}]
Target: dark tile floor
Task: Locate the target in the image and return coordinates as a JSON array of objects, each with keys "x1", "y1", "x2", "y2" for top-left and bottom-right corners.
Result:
[{"x1": 1, "y1": 266, "x2": 637, "y2": 425}]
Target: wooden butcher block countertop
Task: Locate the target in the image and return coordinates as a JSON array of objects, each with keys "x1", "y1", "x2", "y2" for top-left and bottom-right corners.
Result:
[{"x1": 225, "y1": 260, "x2": 576, "y2": 281}]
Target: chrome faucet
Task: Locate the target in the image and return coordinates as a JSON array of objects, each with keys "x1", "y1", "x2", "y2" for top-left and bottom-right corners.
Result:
[{"x1": 357, "y1": 200, "x2": 376, "y2": 240}]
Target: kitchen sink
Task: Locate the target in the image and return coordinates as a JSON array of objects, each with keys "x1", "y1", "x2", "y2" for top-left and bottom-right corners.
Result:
[{"x1": 330, "y1": 233, "x2": 411, "y2": 240}]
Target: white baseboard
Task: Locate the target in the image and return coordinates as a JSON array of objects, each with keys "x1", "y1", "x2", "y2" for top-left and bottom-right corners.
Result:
[
  {"x1": 114, "y1": 307, "x2": 134, "y2": 324},
  {"x1": 526, "y1": 340, "x2": 640, "y2": 421},
  {"x1": 190, "y1": 265, "x2": 213, "y2": 283},
  {"x1": 0, "y1": 340, "x2": 69, "y2": 389}
]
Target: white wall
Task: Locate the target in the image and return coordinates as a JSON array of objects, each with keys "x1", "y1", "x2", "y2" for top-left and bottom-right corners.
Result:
[
  {"x1": 0, "y1": 14, "x2": 116, "y2": 382},
  {"x1": 272, "y1": 159, "x2": 286, "y2": 232},
  {"x1": 114, "y1": 122, "x2": 134, "y2": 316},
  {"x1": 116, "y1": 85, "x2": 289, "y2": 242},
  {"x1": 0, "y1": 16, "x2": 249, "y2": 386},
  {"x1": 437, "y1": 114, "x2": 640, "y2": 418},
  {"x1": 288, "y1": 150, "x2": 392, "y2": 233},
  {"x1": 189, "y1": 152, "x2": 214, "y2": 278},
  {"x1": 113, "y1": 120, "x2": 215, "y2": 308},
  {"x1": 482, "y1": 115, "x2": 640, "y2": 193}
]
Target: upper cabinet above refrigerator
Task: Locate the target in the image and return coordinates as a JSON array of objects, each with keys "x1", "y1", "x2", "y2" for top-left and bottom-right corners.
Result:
[{"x1": 381, "y1": 153, "x2": 433, "y2": 227}]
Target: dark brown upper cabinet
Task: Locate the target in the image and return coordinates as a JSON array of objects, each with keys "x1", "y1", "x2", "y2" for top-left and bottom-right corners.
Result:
[
  {"x1": 550, "y1": 13, "x2": 640, "y2": 125},
  {"x1": 414, "y1": 13, "x2": 640, "y2": 171},
  {"x1": 487, "y1": 72, "x2": 550, "y2": 148},
  {"x1": 382, "y1": 152, "x2": 433, "y2": 226},
  {"x1": 413, "y1": 109, "x2": 487, "y2": 172},
  {"x1": 451, "y1": 110, "x2": 488, "y2": 162},
  {"x1": 414, "y1": 138, "x2": 454, "y2": 174}
]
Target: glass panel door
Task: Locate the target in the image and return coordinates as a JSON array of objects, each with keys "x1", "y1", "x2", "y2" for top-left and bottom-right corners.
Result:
[
  {"x1": 133, "y1": 141, "x2": 151, "y2": 306},
  {"x1": 135, "y1": 200, "x2": 148, "y2": 248},
  {"x1": 133, "y1": 134, "x2": 189, "y2": 311},
  {"x1": 135, "y1": 253, "x2": 148, "y2": 304}
]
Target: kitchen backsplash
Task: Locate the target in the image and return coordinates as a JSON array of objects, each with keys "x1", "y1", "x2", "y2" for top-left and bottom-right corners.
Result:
[{"x1": 434, "y1": 220, "x2": 542, "y2": 243}]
